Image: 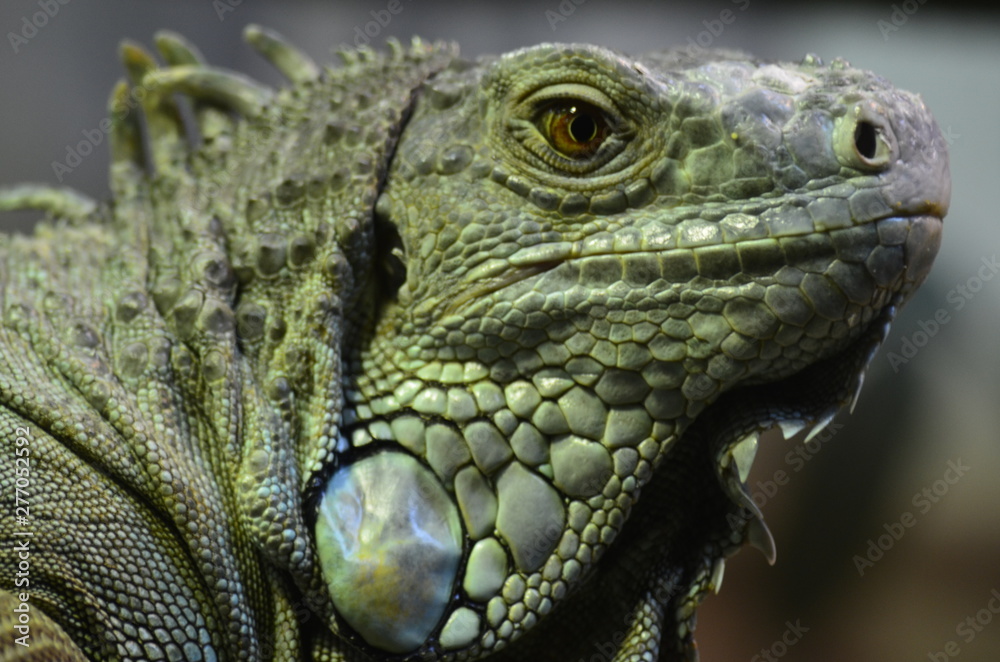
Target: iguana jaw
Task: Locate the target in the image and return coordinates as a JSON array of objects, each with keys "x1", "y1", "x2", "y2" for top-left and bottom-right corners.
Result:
[
  {"x1": 661, "y1": 287, "x2": 910, "y2": 659},
  {"x1": 477, "y1": 290, "x2": 910, "y2": 662},
  {"x1": 656, "y1": 211, "x2": 942, "y2": 658}
]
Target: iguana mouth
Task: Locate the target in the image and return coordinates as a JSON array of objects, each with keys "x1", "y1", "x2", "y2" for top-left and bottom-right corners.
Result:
[{"x1": 450, "y1": 212, "x2": 943, "y2": 314}]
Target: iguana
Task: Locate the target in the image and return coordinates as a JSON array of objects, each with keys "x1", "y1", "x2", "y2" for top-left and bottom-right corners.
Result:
[{"x1": 0, "y1": 25, "x2": 949, "y2": 662}]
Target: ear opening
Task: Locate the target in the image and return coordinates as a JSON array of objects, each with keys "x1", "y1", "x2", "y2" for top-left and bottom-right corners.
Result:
[{"x1": 373, "y1": 197, "x2": 407, "y2": 302}]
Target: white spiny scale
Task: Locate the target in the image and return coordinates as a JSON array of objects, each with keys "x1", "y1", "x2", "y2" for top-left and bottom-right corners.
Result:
[
  {"x1": 730, "y1": 432, "x2": 759, "y2": 484},
  {"x1": 850, "y1": 370, "x2": 867, "y2": 413},
  {"x1": 804, "y1": 410, "x2": 838, "y2": 444},
  {"x1": 746, "y1": 516, "x2": 777, "y2": 565},
  {"x1": 721, "y1": 459, "x2": 776, "y2": 565},
  {"x1": 777, "y1": 418, "x2": 809, "y2": 440},
  {"x1": 709, "y1": 557, "x2": 726, "y2": 594},
  {"x1": 730, "y1": 480, "x2": 765, "y2": 521}
]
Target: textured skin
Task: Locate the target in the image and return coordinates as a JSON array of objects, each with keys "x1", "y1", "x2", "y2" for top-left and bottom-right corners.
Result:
[{"x1": 0, "y1": 28, "x2": 949, "y2": 662}]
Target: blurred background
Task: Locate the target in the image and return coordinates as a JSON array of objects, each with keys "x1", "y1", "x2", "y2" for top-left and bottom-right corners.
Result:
[{"x1": 1, "y1": 1, "x2": 997, "y2": 660}]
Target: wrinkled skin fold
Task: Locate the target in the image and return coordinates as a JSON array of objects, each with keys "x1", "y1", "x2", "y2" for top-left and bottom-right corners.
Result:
[{"x1": 0, "y1": 27, "x2": 947, "y2": 662}]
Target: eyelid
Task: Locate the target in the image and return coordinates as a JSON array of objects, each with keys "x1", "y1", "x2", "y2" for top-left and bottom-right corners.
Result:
[{"x1": 520, "y1": 83, "x2": 619, "y2": 119}]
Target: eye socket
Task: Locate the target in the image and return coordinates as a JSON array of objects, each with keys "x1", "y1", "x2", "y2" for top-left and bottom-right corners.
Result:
[{"x1": 538, "y1": 101, "x2": 611, "y2": 159}]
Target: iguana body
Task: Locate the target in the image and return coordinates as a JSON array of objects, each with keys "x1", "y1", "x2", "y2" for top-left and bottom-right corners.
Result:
[{"x1": 0, "y1": 27, "x2": 948, "y2": 661}]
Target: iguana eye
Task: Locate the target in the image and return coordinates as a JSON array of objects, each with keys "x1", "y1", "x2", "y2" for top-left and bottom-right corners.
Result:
[
  {"x1": 509, "y1": 83, "x2": 630, "y2": 175},
  {"x1": 539, "y1": 102, "x2": 611, "y2": 158}
]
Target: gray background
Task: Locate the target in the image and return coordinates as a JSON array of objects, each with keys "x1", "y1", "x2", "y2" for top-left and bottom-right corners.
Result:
[{"x1": 1, "y1": 1, "x2": 997, "y2": 660}]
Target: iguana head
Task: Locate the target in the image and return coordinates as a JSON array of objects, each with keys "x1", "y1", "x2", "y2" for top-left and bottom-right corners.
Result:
[
  {"x1": 314, "y1": 43, "x2": 948, "y2": 659},
  {"x1": 0, "y1": 26, "x2": 951, "y2": 662}
]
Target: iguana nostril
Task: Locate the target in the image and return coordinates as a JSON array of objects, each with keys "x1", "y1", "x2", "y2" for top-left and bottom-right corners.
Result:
[
  {"x1": 854, "y1": 121, "x2": 878, "y2": 160},
  {"x1": 834, "y1": 100, "x2": 896, "y2": 170}
]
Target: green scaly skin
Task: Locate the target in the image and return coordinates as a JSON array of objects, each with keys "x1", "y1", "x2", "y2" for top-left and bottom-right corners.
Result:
[{"x1": 0, "y1": 26, "x2": 948, "y2": 662}]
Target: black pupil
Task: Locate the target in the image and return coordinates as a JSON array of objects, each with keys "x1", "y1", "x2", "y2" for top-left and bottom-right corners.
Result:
[
  {"x1": 568, "y1": 112, "x2": 597, "y2": 143},
  {"x1": 854, "y1": 121, "x2": 878, "y2": 159}
]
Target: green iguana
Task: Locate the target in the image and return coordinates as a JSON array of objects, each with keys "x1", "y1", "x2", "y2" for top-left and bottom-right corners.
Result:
[{"x1": 0, "y1": 26, "x2": 949, "y2": 662}]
